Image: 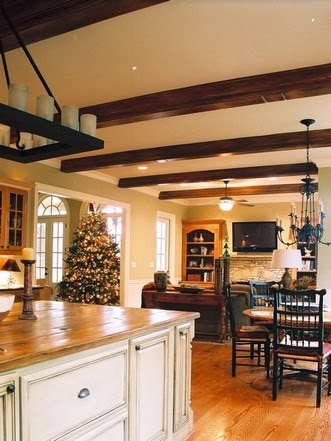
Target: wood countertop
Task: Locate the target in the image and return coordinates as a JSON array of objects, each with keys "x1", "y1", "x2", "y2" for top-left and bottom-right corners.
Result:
[{"x1": 0, "y1": 301, "x2": 199, "y2": 372}]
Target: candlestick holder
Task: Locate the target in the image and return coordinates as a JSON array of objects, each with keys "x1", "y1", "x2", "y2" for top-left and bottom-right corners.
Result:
[{"x1": 19, "y1": 259, "x2": 37, "y2": 320}]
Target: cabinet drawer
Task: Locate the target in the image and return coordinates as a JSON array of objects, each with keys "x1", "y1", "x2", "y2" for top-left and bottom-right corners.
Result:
[
  {"x1": 20, "y1": 347, "x2": 127, "y2": 441},
  {"x1": 56, "y1": 408, "x2": 128, "y2": 441}
]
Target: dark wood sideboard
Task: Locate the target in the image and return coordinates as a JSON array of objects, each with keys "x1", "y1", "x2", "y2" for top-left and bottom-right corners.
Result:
[
  {"x1": 141, "y1": 289, "x2": 227, "y2": 342},
  {"x1": 0, "y1": 286, "x2": 44, "y2": 301}
]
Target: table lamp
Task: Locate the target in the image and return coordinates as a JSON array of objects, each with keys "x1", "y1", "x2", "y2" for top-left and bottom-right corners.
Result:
[
  {"x1": 0, "y1": 258, "x2": 21, "y2": 287},
  {"x1": 271, "y1": 249, "x2": 302, "y2": 289}
]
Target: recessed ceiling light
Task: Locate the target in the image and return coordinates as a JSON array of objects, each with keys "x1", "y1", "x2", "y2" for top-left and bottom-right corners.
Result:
[
  {"x1": 138, "y1": 165, "x2": 147, "y2": 170},
  {"x1": 154, "y1": 159, "x2": 169, "y2": 163},
  {"x1": 132, "y1": 66, "x2": 137, "y2": 71}
]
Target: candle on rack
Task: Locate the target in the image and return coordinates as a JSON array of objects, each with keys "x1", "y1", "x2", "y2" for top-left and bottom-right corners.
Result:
[{"x1": 22, "y1": 248, "x2": 35, "y2": 261}]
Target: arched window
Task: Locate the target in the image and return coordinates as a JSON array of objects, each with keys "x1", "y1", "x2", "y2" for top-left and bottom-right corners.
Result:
[
  {"x1": 36, "y1": 196, "x2": 68, "y2": 286},
  {"x1": 99, "y1": 205, "x2": 123, "y2": 249}
]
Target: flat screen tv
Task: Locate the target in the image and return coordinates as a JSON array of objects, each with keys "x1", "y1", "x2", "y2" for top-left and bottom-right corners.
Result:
[{"x1": 232, "y1": 221, "x2": 277, "y2": 253}]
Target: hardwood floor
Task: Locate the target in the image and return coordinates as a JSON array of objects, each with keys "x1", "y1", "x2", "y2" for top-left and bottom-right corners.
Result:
[{"x1": 187, "y1": 341, "x2": 331, "y2": 441}]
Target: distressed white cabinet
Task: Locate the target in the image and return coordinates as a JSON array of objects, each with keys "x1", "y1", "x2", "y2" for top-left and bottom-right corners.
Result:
[
  {"x1": 0, "y1": 302, "x2": 198, "y2": 441},
  {"x1": 19, "y1": 342, "x2": 128, "y2": 441},
  {"x1": 129, "y1": 328, "x2": 172, "y2": 441},
  {"x1": 173, "y1": 322, "x2": 193, "y2": 439},
  {"x1": 0, "y1": 373, "x2": 19, "y2": 441},
  {"x1": 129, "y1": 321, "x2": 195, "y2": 441}
]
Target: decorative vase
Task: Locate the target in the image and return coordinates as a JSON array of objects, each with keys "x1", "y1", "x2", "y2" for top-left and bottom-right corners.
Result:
[
  {"x1": 154, "y1": 271, "x2": 168, "y2": 291},
  {"x1": 198, "y1": 233, "x2": 204, "y2": 242},
  {"x1": 193, "y1": 233, "x2": 199, "y2": 242}
]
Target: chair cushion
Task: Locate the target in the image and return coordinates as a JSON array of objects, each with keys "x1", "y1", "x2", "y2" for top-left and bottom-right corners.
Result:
[
  {"x1": 323, "y1": 342, "x2": 331, "y2": 357},
  {"x1": 235, "y1": 325, "x2": 269, "y2": 339}
]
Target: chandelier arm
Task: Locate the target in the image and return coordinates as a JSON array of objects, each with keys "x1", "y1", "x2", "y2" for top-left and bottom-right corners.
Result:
[
  {"x1": 276, "y1": 228, "x2": 298, "y2": 247},
  {"x1": 316, "y1": 239, "x2": 331, "y2": 246},
  {"x1": 0, "y1": 2, "x2": 61, "y2": 115},
  {"x1": 15, "y1": 130, "x2": 25, "y2": 151}
]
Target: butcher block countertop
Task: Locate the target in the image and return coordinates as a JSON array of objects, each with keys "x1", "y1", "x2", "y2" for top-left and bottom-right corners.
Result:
[{"x1": 0, "y1": 301, "x2": 199, "y2": 372}]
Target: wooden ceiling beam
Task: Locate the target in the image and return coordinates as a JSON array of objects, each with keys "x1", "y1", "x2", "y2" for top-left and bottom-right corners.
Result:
[
  {"x1": 118, "y1": 163, "x2": 318, "y2": 188},
  {"x1": 0, "y1": 0, "x2": 169, "y2": 51},
  {"x1": 77, "y1": 63, "x2": 331, "y2": 128},
  {"x1": 158, "y1": 183, "x2": 309, "y2": 200},
  {"x1": 60, "y1": 128, "x2": 331, "y2": 173}
]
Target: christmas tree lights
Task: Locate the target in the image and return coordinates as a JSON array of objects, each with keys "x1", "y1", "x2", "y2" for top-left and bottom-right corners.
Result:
[{"x1": 57, "y1": 209, "x2": 120, "y2": 305}]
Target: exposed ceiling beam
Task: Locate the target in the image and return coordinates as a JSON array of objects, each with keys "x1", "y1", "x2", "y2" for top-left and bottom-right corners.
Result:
[
  {"x1": 0, "y1": 0, "x2": 169, "y2": 51},
  {"x1": 158, "y1": 183, "x2": 309, "y2": 200},
  {"x1": 60, "y1": 128, "x2": 331, "y2": 173},
  {"x1": 74, "y1": 63, "x2": 331, "y2": 128},
  {"x1": 118, "y1": 163, "x2": 318, "y2": 188}
]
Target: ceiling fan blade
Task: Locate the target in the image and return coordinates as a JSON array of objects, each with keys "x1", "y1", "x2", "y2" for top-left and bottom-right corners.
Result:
[
  {"x1": 235, "y1": 199, "x2": 249, "y2": 203},
  {"x1": 237, "y1": 202, "x2": 255, "y2": 207}
]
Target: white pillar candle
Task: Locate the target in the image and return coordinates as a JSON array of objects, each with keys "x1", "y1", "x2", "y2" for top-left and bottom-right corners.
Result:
[
  {"x1": 20, "y1": 132, "x2": 32, "y2": 150},
  {"x1": 36, "y1": 95, "x2": 54, "y2": 121},
  {"x1": 8, "y1": 83, "x2": 28, "y2": 111},
  {"x1": 61, "y1": 105, "x2": 79, "y2": 130},
  {"x1": 33, "y1": 134, "x2": 47, "y2": 147},
  {"x1": 80, "y1": 114, "x2": 97, "y2": 136},
  {"x1": 22, "y1": 248, "x2": 35, "y2": 260},
  {"x1": 0, "y1": 124, "x2": 10, "y2": 146}
]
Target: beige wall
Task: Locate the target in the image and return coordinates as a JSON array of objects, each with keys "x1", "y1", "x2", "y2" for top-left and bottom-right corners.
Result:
[
  {"x1": 0, "y1": 159, "x2": 187, "y2": 284},
  {"x1": 187, "y1": 202, "x2": 292, "y2": 254},
  {"x1": 3, "y1": 158, "x2": 331, "y2": 304}
]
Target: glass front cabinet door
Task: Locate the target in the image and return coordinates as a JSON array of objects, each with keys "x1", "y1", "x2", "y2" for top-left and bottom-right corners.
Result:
[{"x1": 0, "y1": 186, "x2": 27, "y2": 254}]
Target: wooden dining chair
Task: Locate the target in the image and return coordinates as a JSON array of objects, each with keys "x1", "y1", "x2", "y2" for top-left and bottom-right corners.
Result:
[
  {"x1": 225, "y1": 284, "x2": 270, "y2": 377},
  {"x1": 271, "y1": 287, "x2": 331, "y2": 407},
  {"x1": 249, "y1": 280, "x2": 277, "y2": 308}
]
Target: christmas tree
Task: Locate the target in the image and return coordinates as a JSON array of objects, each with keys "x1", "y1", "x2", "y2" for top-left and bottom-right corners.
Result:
[{"x1": 57, "y1": 209, "x2": 120, "y2": 305}]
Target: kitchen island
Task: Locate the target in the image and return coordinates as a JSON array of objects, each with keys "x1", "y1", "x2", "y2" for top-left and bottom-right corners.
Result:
[{"x1": 0, "y1": 301, "x2": 199, "y2": 441}]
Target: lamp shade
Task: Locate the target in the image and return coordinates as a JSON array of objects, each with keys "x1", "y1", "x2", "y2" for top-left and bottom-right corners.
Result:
[
  {"x1": 271, "y1": 249, "x2": 302, "y2": 269},
  {"x1": 1, "y1": 258, "x2": 20, "y2": 272},
  {"x1": 219, "y1": 198, "x2": 235, "y2": 211}
]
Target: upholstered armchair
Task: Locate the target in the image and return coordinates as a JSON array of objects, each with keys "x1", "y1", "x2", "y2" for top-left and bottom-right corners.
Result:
[{"x1": 230, "y1": 284, "x2": 251, "y2": 327}]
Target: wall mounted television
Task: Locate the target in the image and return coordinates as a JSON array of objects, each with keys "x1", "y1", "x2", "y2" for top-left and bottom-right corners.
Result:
[{"x1": 232, "y1": 221, "x2": 277, "y2": 253}]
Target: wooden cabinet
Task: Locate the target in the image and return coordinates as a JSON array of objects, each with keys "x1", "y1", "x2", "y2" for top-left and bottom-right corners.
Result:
[
  {"x1": 181, "y1": 220, "x2": 224, "y2": 285},
  {"x1": 173, "y1": 322, "x2": 193, "y2": 438},
  {"x1": 0, "y1": 372, "x2": 19, "y2": 441},
  {"x1": 0, "y1": 186, "x2": 27, "y2": 254},
  {"x1": 141, "y1": 290, "x2": 227, "y2": 342},
  {"x1": 0, "y1": 302, "x2": 198, "y2": 441},
  {"x1": 295, "y1": 245, "x2": 317, "y2": 286},
  {"x1": 20, "y1": 341, "x2": 128, "y2": 441},
  {"x1": 129, "y1": 328, "x2": 171, "y2": 441}
]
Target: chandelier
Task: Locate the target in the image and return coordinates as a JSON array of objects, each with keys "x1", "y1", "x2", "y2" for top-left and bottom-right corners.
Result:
[
  {"x1": 0, "y1": 3, "x2": 103, "y2": 163},
  {"x1": 276, "y1": 118, "x2": 330, "y2": 249}
]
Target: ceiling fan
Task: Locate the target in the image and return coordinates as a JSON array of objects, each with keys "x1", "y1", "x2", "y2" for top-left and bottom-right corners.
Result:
[{"x1": 218, "y1": 180, "x2": 254, "y2": 211}]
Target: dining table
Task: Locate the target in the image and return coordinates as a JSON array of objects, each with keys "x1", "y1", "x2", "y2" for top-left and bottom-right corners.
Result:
[{"x1": 243, "y1": 307, "x2": 331, "y2": 331}]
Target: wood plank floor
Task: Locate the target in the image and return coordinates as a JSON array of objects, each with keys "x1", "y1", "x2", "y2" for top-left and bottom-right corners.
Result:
[{"x1": 186, "y1": 341, "x2": 331, "y2": 441}]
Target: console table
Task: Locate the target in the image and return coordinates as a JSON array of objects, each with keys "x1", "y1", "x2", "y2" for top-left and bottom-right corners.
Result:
[
  {"x1": 0, "y1": 286, "x2": 43, "y2": 301},
  {"x1": 141, "y1": 289, "x2": 227, "y2": 342}
]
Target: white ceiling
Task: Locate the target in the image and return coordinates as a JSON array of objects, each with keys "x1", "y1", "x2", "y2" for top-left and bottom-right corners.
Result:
[{"x1": 2, "y1": 0, "x2": 331, "y2": 205}]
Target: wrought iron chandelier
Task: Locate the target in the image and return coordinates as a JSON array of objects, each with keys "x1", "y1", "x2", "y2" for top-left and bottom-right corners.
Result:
[
  {"x1": 0, "y1": 2, "x2": 103, "y2": 163},
  {"x1": 276, "y1": 118, "x2": 330, "y2": 249}
]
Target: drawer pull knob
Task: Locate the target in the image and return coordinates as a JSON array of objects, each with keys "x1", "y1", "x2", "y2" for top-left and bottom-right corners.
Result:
[
  {"x1": 78, "y1": 387, "x2": 90, "y2": 399},
  {"x1": 6, "y1": 384, "x2": 15, "y2": 394},
  {"x1": 135, "y1": 344, "x2": 141, "y2": 351}
]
